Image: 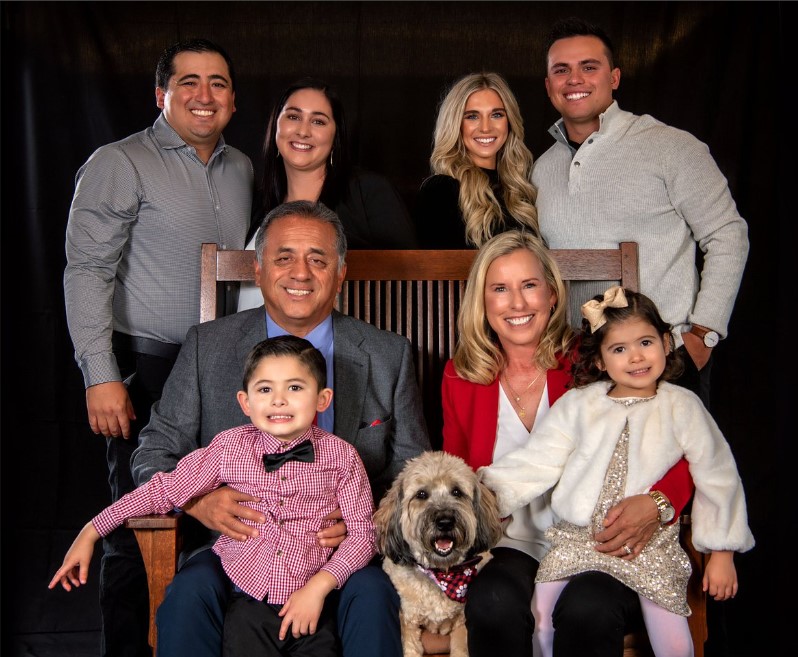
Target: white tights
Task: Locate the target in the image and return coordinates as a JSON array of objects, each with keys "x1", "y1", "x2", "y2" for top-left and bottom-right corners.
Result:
[{"x1": 531, "y1": 579, "x2": 694, "y2": 657}]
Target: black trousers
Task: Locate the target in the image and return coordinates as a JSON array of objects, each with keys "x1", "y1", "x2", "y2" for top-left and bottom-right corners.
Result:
[
  {"x1": 100, "y1": 345, "x2": 177, "y2": 657},
  {"x1": 222, "y1": 590, "x2": 339, "y2": 657},
  {"x1": 552, "y1": 571, "x2": 643, "y2": 657},
  {"x1": 466, "y1": 549, "x2": 645, "y2": 657},
  {"x1": 674, "y1": 344, "x2": 712, "y2": 409},
  {"x1": 465, "y1": 547, "x2": 539, "y2": 656}
]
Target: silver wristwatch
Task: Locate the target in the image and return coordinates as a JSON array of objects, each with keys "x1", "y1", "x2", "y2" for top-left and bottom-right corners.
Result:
[
  {"x1": 690, "y1": 324, "x2": 719, "y2": 348},
  {"x1": 648, "y1": 490, "x2": 675, "y2": 524}
]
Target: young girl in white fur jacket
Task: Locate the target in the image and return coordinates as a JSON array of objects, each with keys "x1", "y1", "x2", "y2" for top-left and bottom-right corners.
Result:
[{"x1": 479, "y1": 286, "x2": 754, "y2": 657}]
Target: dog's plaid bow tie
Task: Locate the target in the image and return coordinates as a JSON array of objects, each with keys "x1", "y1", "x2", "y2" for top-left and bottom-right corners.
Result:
[
  {"x1": 263, "y1": 440, "x2": 315, "y2": 473},
  {"x1": 418, "y1": 555, "x2": 483, "y2": 603}
]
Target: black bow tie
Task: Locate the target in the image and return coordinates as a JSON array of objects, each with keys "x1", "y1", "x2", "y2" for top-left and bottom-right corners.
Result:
[{"x1": 263, "y1": 439, "x2": 315, "y2": 473}]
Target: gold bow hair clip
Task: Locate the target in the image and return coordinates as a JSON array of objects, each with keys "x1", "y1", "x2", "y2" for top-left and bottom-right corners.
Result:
[{"x1": 581, "y1": 286, "x2": 628, "y2": 333}]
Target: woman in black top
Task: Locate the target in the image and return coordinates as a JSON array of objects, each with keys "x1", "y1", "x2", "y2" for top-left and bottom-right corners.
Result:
[
  {"x1": 239, "y1": 77, "x2": 418, "y2": 309},
  {"x1": 414, "y1": 72, "x2": 540, "y2": 248}
]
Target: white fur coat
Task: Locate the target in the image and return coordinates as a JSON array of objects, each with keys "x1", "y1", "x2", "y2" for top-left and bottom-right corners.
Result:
[{"x1": 478, "y1": 381, "x2": 754, "y2": 554}]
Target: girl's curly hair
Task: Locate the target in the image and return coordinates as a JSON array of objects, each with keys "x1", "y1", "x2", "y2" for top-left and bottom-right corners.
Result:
[{"x1": 571, "y1": 288, "x2": 684, "y2": 388}]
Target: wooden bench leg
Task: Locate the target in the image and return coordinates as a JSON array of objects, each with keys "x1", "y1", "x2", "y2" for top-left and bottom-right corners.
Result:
[{"x1": 126, "y1": 513, "x2": 182, "y2": 655}]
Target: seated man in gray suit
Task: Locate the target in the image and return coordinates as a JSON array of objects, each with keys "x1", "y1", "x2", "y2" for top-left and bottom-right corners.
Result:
[{"x1": 131, "y1": 200, "x2": 430, "y2": 657}]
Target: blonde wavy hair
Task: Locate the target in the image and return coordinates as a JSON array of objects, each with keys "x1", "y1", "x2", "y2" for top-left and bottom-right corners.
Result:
[
  {"x1": 430, "y1": 72, "x2": 539, "y2": 247},
  {"x1": 453, "y1": 231, "x2": 575, "y2": 385}
]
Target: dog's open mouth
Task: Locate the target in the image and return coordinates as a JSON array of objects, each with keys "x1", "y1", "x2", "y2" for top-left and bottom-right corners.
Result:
[{"x1": 433, "y1": 536, "x2": 455, "y2": 556}]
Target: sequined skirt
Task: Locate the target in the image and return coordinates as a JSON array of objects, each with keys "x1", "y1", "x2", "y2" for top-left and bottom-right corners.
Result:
[{"x1": 536, "y1": 520, "x2": 692, "y2": 616}]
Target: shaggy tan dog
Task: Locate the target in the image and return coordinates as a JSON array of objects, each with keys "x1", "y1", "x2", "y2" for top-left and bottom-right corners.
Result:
[{"x1": 373, "y1": 451, "x2": 503, "y2": 657}]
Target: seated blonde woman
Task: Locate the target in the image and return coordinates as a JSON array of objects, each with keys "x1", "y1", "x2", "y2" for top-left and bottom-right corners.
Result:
[{"x1": 432, "y1": 230, "x2": 693, "y2": 656}]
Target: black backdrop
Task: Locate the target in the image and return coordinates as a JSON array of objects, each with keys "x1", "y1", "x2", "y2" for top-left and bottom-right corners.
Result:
[{"x1": 1, "y1": 2, "x2": 785, "y2": 655}]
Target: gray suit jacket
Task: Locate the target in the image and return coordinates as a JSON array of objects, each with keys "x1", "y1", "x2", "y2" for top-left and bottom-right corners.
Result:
[{"x1": 132, "y1": 308, "x2": 430, "y2": 505}]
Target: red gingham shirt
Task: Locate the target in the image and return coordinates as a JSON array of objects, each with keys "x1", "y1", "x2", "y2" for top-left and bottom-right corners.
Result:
[{"x1": 93, "y1": 424, "x2": 376, "y2": 603}]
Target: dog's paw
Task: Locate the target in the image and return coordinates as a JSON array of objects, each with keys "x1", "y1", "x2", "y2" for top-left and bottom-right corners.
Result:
[
  {"x1": 449, "y1": 624, "x2": 469, "y2": 657},
  {"x1": 401, "y1": 629, "x2": 426, "y2": 657},
  {"x1": 438, "y1": 619, "x2": 455, "y2": 635}
]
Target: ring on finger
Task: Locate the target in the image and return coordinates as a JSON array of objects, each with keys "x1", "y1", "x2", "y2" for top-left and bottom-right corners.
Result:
[{"x1": 622, "y1": 543, "x2": 633, "y2": 555}]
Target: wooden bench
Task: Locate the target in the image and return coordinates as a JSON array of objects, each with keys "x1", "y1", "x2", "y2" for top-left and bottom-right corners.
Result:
[{"x1": 128, "y1": 243, "x2": 706, "y2": 656}]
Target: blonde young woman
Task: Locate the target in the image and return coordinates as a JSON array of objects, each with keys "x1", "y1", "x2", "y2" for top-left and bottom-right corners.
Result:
[
  {"x1": 413, "y1": 72, "x2": 540, "y2": 248},
  {"x1": 440, "y1": 230, "x2": 694, "y2": 657}
]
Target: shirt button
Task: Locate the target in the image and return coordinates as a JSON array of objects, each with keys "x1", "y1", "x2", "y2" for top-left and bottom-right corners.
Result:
[
  {"x1": 574, "y1": 161, "x2": 581, "y2": 167},
  {"x1": 587, "y1": 139, "x2": 593, "y2": 144},
  {"x1": 280, "y1": 476, "x2": 287, "y2": 481},
  {"x1": 279, "y1": 499, "x2": 284, "y2": 506},
  {"x1": 277, "y1": 550, "x2": 283, "y2": 557}
]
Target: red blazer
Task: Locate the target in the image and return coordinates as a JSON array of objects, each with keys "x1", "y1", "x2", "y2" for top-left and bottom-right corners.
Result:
[{"x1": 441, "y1": 355, "x2": 693, "y2": 518}]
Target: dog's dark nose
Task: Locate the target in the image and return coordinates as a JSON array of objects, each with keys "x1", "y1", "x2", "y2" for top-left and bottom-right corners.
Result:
[{"x1": 435, "y1": 516, "x2": 455, "y2": 532}]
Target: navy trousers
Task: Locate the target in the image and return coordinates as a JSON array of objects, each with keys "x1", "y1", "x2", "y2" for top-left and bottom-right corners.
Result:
[{"x1": 157, "y1": 552, "x2": 402, "y2": 657}]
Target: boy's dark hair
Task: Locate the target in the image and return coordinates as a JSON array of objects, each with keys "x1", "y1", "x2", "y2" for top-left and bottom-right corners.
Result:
[
  {"x1": 571, "y1": 288, "x2": 683, "y2": 387},
  {"x1": 242, "y1": 335, "x2": 327, "y2": 391},
  {"x1": 155, "y1": 38, "x2": 236, "y2": 91},
  {"x1": 544, "y1": 17, "x2": 616, "y2": 69}
]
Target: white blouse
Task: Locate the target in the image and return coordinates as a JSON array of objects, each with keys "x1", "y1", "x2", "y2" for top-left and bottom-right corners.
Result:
[{"x1": 493, "y1": 382, "x2": 554, "y2": 561}]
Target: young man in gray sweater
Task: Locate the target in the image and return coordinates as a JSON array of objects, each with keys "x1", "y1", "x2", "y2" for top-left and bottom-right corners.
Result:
[{"x1": 533, "y1": 17, "x2": 748, "y2": 410}]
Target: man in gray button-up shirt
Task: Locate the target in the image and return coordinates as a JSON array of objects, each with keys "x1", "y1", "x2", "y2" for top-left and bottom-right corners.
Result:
[{"x1": 63, "y1": 38, "x2": 253, "y2": 657}]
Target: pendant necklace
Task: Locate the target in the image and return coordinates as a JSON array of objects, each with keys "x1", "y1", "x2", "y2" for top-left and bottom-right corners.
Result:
[{"x1": 502, "y1": 368, "x2": 543, "y2": 419}]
